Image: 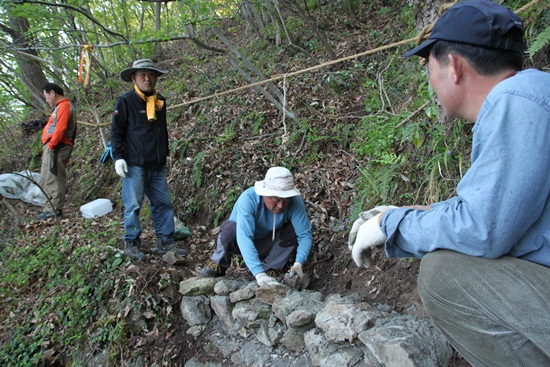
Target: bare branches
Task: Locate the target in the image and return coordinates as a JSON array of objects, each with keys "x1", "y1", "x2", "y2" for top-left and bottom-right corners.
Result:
[
  {"x1": 1, "y1": 34, "x2": 223, "y2": 52},
  {"x1": 7, "y1": 0, "x2": 126, "y2": 39}
]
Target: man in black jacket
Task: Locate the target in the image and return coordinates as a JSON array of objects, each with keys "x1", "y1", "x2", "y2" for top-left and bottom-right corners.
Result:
[{"x1": 110, "y1": 59, "x2": 188, "y2": 261}]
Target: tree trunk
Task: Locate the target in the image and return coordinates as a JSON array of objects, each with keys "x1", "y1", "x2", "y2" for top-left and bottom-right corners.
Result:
[
  {"x1": 213, "y1": 27, "x2": 295, "y2": 119},
  {"x1": 241, "y1": 0, "x2": 264, "y2": 39},
  {"x1": 153, "y1": 2, "x2": 162, "y2": 60},
  {"x1": 277, "y1": 0, "x2": 337, "y2": 60},
  {"x1": 3, "y1": 16, "x2": 48, "y2": 111}
]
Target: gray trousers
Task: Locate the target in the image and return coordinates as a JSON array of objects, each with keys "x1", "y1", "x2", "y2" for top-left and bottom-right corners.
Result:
[
  {"x1": 418, "y1": 250, "x2": 550, "y2": 367},
  {"x1": 39, "y1": 143, "x2": 72, "y2": 212},
  {"x1": 211, "y1": 220, "x2": 298, "y2": 271}
]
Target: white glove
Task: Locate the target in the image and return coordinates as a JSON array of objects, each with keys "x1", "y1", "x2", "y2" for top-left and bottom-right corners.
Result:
[
  {"x1": 289, "y1": 262, "x2": 304, "y2": 281},
  {"x1": 255, "y1": 272, "x2": 281, "y2": 287},
  {"x1": 359, "y1": 205, "x2": 398, "y2": 221},
  {"x1": 348, "y1": 217, "x2": 366, "y2": 251},
  {"x1": 348, "y1": 205, "x2": 397, "y2": 250},
  {"x1": 351, "y1": 214, "x2": 386, "y2": 268},
  {"x1": 115, "y1": 159, "x2": 128, "y2": 178}
]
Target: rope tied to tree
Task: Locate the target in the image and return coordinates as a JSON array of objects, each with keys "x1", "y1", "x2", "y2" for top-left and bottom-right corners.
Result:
[{"x1": 412, "y1": 2, "x2": 457, "y2": 66}]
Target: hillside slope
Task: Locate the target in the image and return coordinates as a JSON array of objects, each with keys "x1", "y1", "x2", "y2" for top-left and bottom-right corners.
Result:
[{"x1": 2, "y1": 0, "x2": 548, "y2": 365}]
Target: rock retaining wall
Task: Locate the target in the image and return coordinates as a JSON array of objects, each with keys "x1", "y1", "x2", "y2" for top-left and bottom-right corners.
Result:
[{"x1": 179, "y1": 277, "x2": 452, "y2": 367}]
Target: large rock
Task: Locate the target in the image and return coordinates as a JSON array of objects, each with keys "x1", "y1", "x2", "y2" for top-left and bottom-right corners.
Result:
[
  {"x1": 358, "y1": 315, "x2": 452, "y2": 367},
  {"x1": 315, "y1": 299, "x2": 388, "y2": 343}
]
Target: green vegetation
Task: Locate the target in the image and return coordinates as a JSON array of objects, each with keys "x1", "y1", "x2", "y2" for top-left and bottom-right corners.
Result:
[{"x1": 0, "y1": 229, "x2": 128, "y2": 366}]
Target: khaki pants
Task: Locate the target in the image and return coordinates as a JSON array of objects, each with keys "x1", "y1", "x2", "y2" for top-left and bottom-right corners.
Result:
[
  {"x1": 39, "y1": 144, "x2": 72, "y2": 212},
  {"x1": 418, "y1": 250, "x2": 550, "y2": 367}
]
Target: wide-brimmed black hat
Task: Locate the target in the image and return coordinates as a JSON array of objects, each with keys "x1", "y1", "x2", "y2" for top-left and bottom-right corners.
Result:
[
  {"x1": 405, "y1": 0, "x2": 525, "y2": 59},
  {"x1": 120, "y1": 59, "x2": 168, "y2": 82}
]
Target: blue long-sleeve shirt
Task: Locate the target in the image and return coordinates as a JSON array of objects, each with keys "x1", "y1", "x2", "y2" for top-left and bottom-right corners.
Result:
[
  {"x1": 229, "y1": 187, "x2": 313, "y2": 276},
  {"x1": 381, "y1": 68, "x2": 550, "y2": 268}
]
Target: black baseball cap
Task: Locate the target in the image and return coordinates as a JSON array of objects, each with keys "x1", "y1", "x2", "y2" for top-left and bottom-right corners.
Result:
[{"x1": 404, "y1": 0, "x2": 525, "y2": 58}]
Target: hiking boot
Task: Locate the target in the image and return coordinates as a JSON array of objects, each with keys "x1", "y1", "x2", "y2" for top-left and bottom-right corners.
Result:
[
  {"x1": 199, "y1": 261, "x2": 227, "y2": 277},
  {"x1": 124, "y1": 241, "x2": 145, "y2": 261},
  {"x1": 34, "y1": 209, "x2": 63, "y2": 220},
  {"x1": 34, "y1": 209, "x2": 63, "y2": 219},
  {"x1": 153, "y1": 238, "x2": 189, "y2": 256},
  {"x1": 35, "y1": 212, "x2": 55, "y2": 220}
]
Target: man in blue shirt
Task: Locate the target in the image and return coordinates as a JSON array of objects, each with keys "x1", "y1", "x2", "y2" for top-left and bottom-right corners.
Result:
[
  {"x1": 201, "y1": 167, "x2": 313, "y2": 289},
  {"x1": 348, "y1": 1, "x2": 550, "y2": 366}
]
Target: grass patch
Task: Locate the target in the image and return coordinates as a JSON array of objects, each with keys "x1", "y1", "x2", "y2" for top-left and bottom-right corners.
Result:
[{"x1": 0, "y1": 226, "x2": 130, "y2": 366}]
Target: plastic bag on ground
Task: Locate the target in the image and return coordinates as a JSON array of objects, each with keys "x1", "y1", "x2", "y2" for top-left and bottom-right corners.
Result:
[{"x1": 0, "y1": 170, "x2": 46, "y2": 206}]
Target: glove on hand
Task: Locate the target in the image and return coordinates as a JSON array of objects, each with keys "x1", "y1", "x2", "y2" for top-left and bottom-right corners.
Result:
[
  {"x1": 359, "y1": 205, "x2": 398, "y2": 221},
  {"x1": 351, "y1": 214, "x2": 386, "y2": 268},
  {"x1": 255, "y1": 272, "x2": 281, "y2": 287},
  {"x1": 289, "y1": 262, "x2": 304, "y2": 280},
  {"x1": 348, "y1": 217, "x2": 366, "y2": 251},
  {"x1": 348, "y1": 205, "x2": 397, "y2": 250},
  {"x1": 285, "y1": 262, "x2": 307, "y2": 290},
  {"x1": 115, "y1": 159, "x2": 128, "y2": 178}
]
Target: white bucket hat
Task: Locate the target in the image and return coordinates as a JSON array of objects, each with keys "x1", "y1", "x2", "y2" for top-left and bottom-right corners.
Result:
[
  {"x1": 120, "y1": 59, "x2": 168, "y2": 82},
  {"x1": 254, "y1": 167, "x2": 301, "y2": 198}
]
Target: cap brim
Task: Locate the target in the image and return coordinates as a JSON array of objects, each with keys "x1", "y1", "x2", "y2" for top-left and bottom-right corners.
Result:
[
  {"x1": 404, "y1": 39, "x2": 437, "y2": 58},
  {"x1": 254, "y1": 181, "x2": 300, "y2": 198}
]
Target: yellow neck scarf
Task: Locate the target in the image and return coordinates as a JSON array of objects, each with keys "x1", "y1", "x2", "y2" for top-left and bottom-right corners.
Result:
[{"x1": 134, "y1": 84, "x2": 164, "y2": 121}]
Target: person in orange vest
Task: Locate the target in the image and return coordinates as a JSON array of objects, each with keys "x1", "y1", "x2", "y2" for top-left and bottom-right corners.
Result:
[{"x1": 35, "y1": 83, "x2": 77, "y2": 220}]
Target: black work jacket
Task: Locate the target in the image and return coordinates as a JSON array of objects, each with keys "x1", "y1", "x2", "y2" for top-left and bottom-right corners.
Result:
[{"x1": 110, "y1": 89, "x2": 169, "y2": 168}]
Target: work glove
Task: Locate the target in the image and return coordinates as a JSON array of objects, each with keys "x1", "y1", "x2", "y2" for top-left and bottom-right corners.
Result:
[
  {"x1": 348, "y1": 205, "x2": 398, "y2": 250},
  {"x1": 255, "y1": 272, "x2": 281, "y2": 287},
  {"x1": 282, "y1": 261, "x2": 307, "y2": 290},
  {"x1": 115, "y1": 159, "x2": 128, "y2": 178},
  {"x1": 351, "y1": 214, "x2": 386, "y2": 268},
  {"x1": 165, "y1": 156, "x2": 172, "y2": 176},
  {"x1": 289, "y1": 262, "x2": 304, "y2": 281}
]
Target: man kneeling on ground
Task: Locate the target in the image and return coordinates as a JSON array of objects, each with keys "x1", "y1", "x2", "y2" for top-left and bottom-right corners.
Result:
[{"x1": 201, "y1": 167, "x2": 313, "y2": 290}]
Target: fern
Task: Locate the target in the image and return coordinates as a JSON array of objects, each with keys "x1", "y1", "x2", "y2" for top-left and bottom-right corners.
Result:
[
  {"x1": 192, "y1": 151, "x2": 207, "y2": 188},
  {"x1": 357, "y1": 164, "x2": 401, "y2": 203},
  {"x1": 529, "y1": 25, "x2": 550, "y2": 58}
]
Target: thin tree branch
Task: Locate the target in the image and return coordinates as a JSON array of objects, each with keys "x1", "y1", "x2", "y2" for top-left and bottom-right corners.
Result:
[
  {"x1": 8, "y1": 0, "x2": 126, "y2": 39},
  {"x1": 3, "y1": 34, "x2": 225, "y2": 53}
]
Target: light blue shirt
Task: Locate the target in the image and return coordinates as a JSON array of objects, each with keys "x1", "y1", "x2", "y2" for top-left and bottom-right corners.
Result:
[
  {"x1": 381, "y1": 69, "x2": 550, "y2": 268},
  {"x1": 229, "y1": 187, "x2": 313, "y2": 275}
]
